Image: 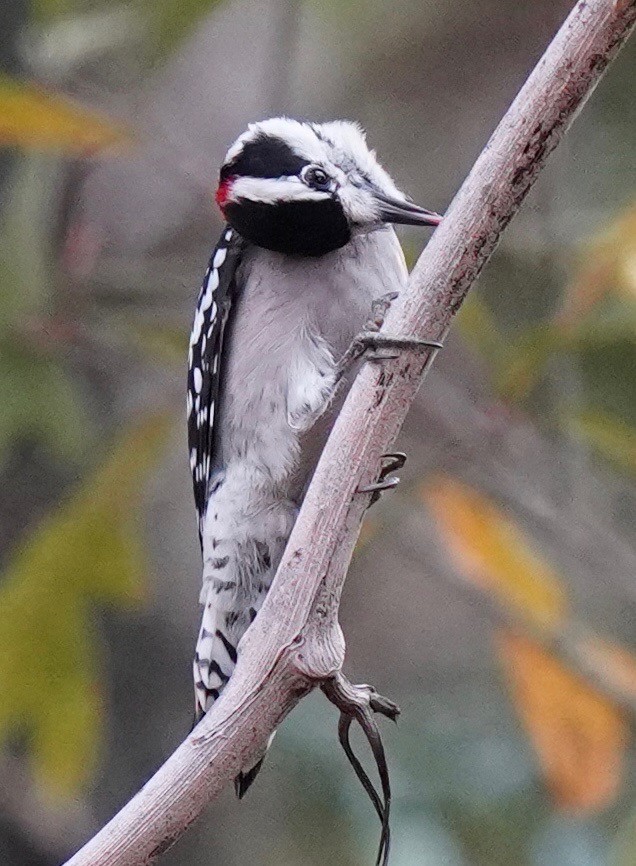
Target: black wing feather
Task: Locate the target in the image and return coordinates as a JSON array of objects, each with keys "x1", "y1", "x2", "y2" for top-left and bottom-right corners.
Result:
[{"x1": 187, "y1": 225, "x2": 244, "y2": 543}]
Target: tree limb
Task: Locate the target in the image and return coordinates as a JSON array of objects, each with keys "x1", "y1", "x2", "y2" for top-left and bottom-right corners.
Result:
[{"x1": 64, "y1": 1, "x2": 636, "y2": 863}]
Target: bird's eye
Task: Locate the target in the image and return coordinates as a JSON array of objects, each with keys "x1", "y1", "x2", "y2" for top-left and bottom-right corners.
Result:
[{"x1": 301, "y1": 166, "x2": 331, "y2": 191}]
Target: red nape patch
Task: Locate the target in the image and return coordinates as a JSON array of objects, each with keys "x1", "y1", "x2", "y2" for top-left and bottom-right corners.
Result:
[{"x1": 215, "y1": 177, "x2": 234, "y2": 210}]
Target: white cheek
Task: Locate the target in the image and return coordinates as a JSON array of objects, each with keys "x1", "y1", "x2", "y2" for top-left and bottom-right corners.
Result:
[{"x1": 338, "y1": 186, "x2": 379, "y2": 226}]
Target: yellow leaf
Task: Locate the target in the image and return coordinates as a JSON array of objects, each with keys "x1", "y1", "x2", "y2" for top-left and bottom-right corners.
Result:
[
  {"x1": 457, "y1": 294, "x2": 507, "y2": 369},
  {"x1": 31, "y1": 627, "x2": 102, "y2": 797},
  {"x1": 0, "y1": 412, "x2": 173, "y2": 794},
  {"x1": 0, "y1": 74, "x2": 128, "y2": 154},
  {"x1": 494, "y1": 324, "x2": 561, "y2": 402},
  {"x1": 558, "y1": 204, "x2": 636, "y2": 327},
  {"x1": 498, "y1": 631, "x2": 628, "y2": 813},
  {"x1": 571, "y1": 411, "x2": 636, "y2": 476},
  {"x1": 422, "y1": 475, "x2": 566, "y2": 630}
]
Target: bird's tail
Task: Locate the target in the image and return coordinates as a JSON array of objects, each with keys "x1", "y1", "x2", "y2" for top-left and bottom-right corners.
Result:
[
  {"x1": 194, "y1": 486, "x2": 298, "y2": 795},
  {"x1": 192, "y1": 576, "x2": 273, "y2": 797},
  {"x1": 192, "y1": 581, "x2": 240, "y2": 722},
  {"x1": 234, "y1": 733, "x2": 276, "y2": 798}
]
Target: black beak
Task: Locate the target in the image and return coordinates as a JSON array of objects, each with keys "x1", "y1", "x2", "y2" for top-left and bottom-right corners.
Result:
[{"x1": 372, "y1": 188, "x2": 442, "y2": 227}]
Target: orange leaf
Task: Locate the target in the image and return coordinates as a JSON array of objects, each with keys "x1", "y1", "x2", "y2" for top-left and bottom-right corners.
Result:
[
  {"x1": 498, "y1": 631, "x2": 628, "y2": 813},
  {"x1": 422, "y1": 476, "x2": 566, "y2": 630},
  {"x1": 582, "y1": 637, "x2": 636, "y2": 705}
]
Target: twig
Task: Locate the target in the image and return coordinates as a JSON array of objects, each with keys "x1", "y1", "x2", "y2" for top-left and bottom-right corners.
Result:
[{"x1": 64, "y1": 1, "x2": 636, "y2": 863}]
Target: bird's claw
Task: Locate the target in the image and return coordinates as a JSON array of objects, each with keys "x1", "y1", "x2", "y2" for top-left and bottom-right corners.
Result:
[
  {"x1": 364, "y1": 291, "x2": 399, "y2": 332},
  {"x1": 359, "y1": 452, "x2": 407, "y2": 505},
  {"x1": 335, "y1": 331, "x2": 442, "y2": 385}
]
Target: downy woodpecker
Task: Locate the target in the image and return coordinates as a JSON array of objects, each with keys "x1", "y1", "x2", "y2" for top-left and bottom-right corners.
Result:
[{"x1": 187, "y1": 117, "x2": 441, "y2": 796}]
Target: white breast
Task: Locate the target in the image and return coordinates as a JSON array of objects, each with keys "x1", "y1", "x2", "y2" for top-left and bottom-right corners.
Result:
[{"x1": 216, "y1": 227, "x2": 408, "y2": 497}]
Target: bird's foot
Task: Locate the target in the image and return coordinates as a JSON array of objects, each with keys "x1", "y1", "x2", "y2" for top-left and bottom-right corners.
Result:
[
  {"x1": 336, "y1": 331, "x2": 443, "y2": 383},
  {"x1": 322, "y1": 673, "x2": 400, "y2": 866},
  {"x1": 334, "y1": 291, "x2": 442, "y2": 383}
]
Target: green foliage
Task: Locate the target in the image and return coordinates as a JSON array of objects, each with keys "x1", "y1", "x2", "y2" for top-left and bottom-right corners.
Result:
[
  {"x1": 456, "y1": 294, "x2": 511, "y2": 372},
  {"x1": 146, "y1": 0, "x2": 225, "y2": 61},
  {"x1": 576, "y1": 325, "x2": 636, "y2": 428},
  {"x1": 0, "y1": 338, "x2": 89, "y2": 463},
  {"x1": 31, "y1": 0, "x2": 77, "y2": 24},
  {"x1": 611, "y1": 809, "x2": 636, "y2": 866},
  {"x1": 29, "y1": 0, "x2": 225, "y2": 62},
  {"x1": 123, "y1": 319, "x2": 189, "y2": 366},
  {"x1": 570, "y1": 411, "x2": 636, "y2": 477},
  {"x1": 0, "y1": 178, "x2": 91, "y2": 464},
  {"x1": 0, "y1": 414, "x2": 173, "y2": 795},
  {"x1": 457, "y1": 297, "x2": 560, "y2": 404},
  {"x1": 458, "y1": 266, "x2": 636, "y2": 474}
]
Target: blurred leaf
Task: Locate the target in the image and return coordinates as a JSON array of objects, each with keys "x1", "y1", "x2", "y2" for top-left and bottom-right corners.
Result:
[
  {"x1": 146, "y1": 0, "x2": 224, "y2": 59},
  {"x1": 0, "y1": 74, "x2": 128, "y2": 154},
  {"x1": 493, "y1": 324, "x2": 560, "y2": 402},
  {"x1": 0, "y1": 341, "x2": 89, "y2": 463},
  {"x1": 125, "y1": 320, "x2": 188, "y2": 366},
  {"x1": 399, "y1": 236, "x2": 420, "y2": 271},
  {"x1": 498, "y1": 631, "x2": 628, "y2": 814},
  {"x1": 582, "y1": 638, "x2": 636, "y2": 705},
  {"x1": 559, "y1": 204, "x2": 636, "y2": 327},
  {"x1": 31, "y1": 0, "x2": 76, "y2": 22},
  {"x1": 30, "y1": 0, "x2": 223, "y2": 64},
  {"x1": 0, "y1": 413, "x2": 173, "y2": 795},
  {"x1": 423, "y1": 476, "x2": 634, "y2": 815},
  {"x1": 570, "y1": 411, "x2": 636, "y2": 475},
  {"x1": 355, "y1": 516, "x2": 380, "y2": 552},
  {"x1": 0, "y1": 161, "x2": 92, "y2": 463},
  {"x1": 576, "y1": 332, "x2": 636, "y2": 429},
  {"x1": 422, "y1": 476, "x2": 567, "y2": 631},
  {"x1": 457, "y1": 294, "x2": 510, "y2": 371},
  {"x1": 611, "y1": 809, "x2": 636, "y2": 866}
]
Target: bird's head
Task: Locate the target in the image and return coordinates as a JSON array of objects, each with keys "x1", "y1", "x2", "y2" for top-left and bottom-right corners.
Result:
[{"x1": 215, "y1": 117, "x2": 442, "y2": 257}]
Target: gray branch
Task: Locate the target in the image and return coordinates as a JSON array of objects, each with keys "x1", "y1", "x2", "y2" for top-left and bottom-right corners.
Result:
[{"x1": 64, "y1": 1, "x2": 636, "y2": 863}]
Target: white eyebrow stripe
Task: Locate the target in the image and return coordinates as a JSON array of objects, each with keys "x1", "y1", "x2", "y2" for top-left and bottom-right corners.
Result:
[{"x1": 228, "y1": 176, "x2": 331, "y2": 205}]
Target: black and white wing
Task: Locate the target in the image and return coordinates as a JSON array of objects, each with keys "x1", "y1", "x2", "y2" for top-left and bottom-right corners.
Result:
[{"x1": 187, "y1": 226, "x2": 244, "y2": 542}]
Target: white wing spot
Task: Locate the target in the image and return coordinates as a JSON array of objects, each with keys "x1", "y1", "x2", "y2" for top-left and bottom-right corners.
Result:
[
  {"x1": 209, "y1": 269, "x2": 220, "y2": 291},
  {"x1": 193, "y1": 367, "x2": 203, "y2": 393},
  {"x1": 190, "y1": 449, "x2": 197, "y2": 471},
  {"x1": 225, "y1": 229, "x2": 233, "y2": 241},
  {"x1": 191, "y1": 308, "x2": 205, "y2": 343},
  {"x1": 200, "y1": 287, "x2": 213, "y2": 312},
  {"x1": 213, "y1": 248, "x2": 227, "y2": 268}
]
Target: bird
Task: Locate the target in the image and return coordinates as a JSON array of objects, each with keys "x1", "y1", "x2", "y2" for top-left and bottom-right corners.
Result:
[{"x1": 187, "y1": 117, "x2": 441, "y2": 797}]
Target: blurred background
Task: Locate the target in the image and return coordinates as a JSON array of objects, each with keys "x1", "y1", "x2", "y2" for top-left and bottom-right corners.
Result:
[{"x1": 0, "y1": 0, "x2": 635, "y2": 864}]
